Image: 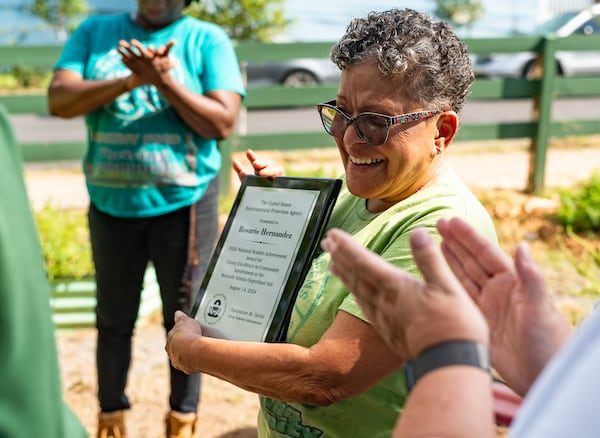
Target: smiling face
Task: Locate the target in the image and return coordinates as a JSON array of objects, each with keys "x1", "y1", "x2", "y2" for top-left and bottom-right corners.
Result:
[
  {"x1": 333, "y1": 62, "x2": 455, "y2": 213},
  {"x1": 135, "y1": 0, "x2": 185, "y2": 30}
]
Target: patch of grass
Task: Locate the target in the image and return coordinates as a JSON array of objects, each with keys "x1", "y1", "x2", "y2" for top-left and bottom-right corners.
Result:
[
  {"x1": 0, "y1": 74, "x2": 19, "y2": 89},
  {"x1": 555, "y1": 172, "x2": 600, "y2": 234},
  {"x1": 34, "y1": 204, "x2": 93, "y2": 281},
  {"x1": 0, "y1": 66, "x2": 52, "y2": 90}
]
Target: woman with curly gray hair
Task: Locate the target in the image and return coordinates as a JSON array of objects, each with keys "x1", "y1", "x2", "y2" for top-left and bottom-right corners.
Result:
[{"x1": 166, "y1": 8, "x2": 496, "y2": 437}]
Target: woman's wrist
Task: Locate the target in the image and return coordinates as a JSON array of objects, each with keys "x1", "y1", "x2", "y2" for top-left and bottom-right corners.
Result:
[
  {"x1": 404, "y1": 340, "x2": 490, "y2": 392},
  {"x1": 121, "y1": 75, "x2": 135, "y2": 93}
]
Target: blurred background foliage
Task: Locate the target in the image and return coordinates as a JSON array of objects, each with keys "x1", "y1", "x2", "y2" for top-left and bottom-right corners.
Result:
[{"x1": 185, "y1": 0, "x2": 289, "y2": 42}]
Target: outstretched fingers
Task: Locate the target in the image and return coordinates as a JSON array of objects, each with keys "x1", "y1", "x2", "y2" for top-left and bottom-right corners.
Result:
[
  {"x1": 440, "y1": 240, "x2": 481, "y2": 300},
  {"x1": 322, "y1": 227, "x2": 489, "y2": 357},
  {"x1": 321, "y1": 228, "x2": 420, "y2": 319},
  {"x1": 231, "y1": 150, "x2": 259, "y2": 181},
  {"x1": 118, "y1": 39, "x2": 152, "y2": 59},
  {"x1": 231, "y1": 149, "x2": 285, "y2": 181},
  {"x1": 247, "y1": 150, "x2": 285, "y2": 179},
  {"x1": 408, "y1": 228, "x2": 464, "y2": 294},
  {"x1": 437, "y1": 217, "x2": 512, "y2": 294},
  {"x1": 513, "y1": 242, "x2": 548, "y2": 302},
  {"x1": 155, "y1": 39, "x2": 176, "y2": 56},
  {"x1": 232, "y1": 157, "x2": 249, "y2": 181}
]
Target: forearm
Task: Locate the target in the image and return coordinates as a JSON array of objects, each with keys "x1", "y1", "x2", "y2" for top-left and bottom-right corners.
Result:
[
  {"x1": 168, "y1": 311, "x2": 401, "y2": 405},
  {"x1": 394, "y1": 367, "x2": 494, "y2": 438},
  {"x1": 181, "y1": 336, "x2": 337, "y2": 404},
  {"x1": 48, "y1": 74, "x2": 133, "y2": 118},
  {"x1": 155, "y1": 77, "x2": 240, "y2": 139}
]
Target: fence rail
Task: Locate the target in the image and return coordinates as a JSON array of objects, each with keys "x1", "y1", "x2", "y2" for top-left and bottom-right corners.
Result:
[
  {"x1": 2, "y1": 34, "x2": 600, "y2": 194},
  {"x1": 50, "y1": 267, "x2": 160, "y2": 329}
]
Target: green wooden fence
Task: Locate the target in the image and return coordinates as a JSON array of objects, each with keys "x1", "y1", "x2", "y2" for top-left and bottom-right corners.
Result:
[
  {"x1": 50, "y1": 266, "x2": 161, "y2": 329},
  {"x1": 2, "y1": 35, "x2": 600, "y2": 195}
]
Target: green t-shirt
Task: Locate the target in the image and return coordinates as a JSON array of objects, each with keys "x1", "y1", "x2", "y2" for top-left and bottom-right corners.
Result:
[
  {"x1": 257, "y1": 165, "x2": 497, "y2": 438},
  {"x1": 0, "y1": 105, "x2": 88, "y2": 437}
]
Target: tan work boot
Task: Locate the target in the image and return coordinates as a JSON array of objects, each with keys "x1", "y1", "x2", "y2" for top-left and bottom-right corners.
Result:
[
  {"x1": 165, "y1": 411, "x2": 199, "y2": 438},
  {"x1": 97, "y1": 410, "x2": 127, "y2": 438}
]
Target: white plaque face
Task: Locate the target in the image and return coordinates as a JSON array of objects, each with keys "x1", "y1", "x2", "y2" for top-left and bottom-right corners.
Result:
[
  {"x1": 196, "y1": 187, "x2": 319, "y2": 341},
  {"x1": 196, "y1": 185, "x2": 320, "y2": 341}
]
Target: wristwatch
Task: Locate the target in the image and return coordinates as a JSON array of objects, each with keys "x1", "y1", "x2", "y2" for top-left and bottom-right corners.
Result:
[{"x1": 404, "y1": 340, "x2": 490, "y2": 392}]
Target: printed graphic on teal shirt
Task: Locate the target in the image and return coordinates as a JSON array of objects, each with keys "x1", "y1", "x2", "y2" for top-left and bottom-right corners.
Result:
[
  {"x1": 86, "y1": 48, "x2": 199, "y2": 188},
  {"x1": 90, "y1": 47, "x2": 186, "y2": 120}
]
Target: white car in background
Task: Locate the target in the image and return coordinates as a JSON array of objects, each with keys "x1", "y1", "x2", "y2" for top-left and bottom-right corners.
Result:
[
  {"x1": 244, "y1": 57, "x2": 340, "y2": 87},
  {"x1": 473, "y1": 4, "x2": 600, "y2": 78}
]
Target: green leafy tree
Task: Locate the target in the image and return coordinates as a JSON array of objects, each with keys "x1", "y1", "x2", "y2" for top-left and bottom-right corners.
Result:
[
  {"x1": 435, "y1": 0, "x2": 484, "y2": 28},
  {"x1": 30, "y1": 0, "x2": 89, "y2": 41},
  {"x1": 185, "y1": 0, "x2": 290, "y2": 42}
]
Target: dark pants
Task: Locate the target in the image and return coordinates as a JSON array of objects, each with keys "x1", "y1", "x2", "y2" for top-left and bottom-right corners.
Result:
[{"x1": 89, "y1": 177, "x2": 219, "y2": 414}]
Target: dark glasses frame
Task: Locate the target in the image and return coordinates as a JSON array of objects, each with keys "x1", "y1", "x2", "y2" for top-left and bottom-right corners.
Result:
[{"x1": 317, "y1": 99, "x2": 441, "y2": 146}]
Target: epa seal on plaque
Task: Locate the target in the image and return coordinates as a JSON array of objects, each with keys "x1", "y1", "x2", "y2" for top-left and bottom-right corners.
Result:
[{"x1": 204, "y1": 294, "x2": 227, "y2": 324}]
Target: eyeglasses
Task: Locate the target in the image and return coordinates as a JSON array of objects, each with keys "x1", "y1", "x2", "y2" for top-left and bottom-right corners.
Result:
[{"x1": 317, "y1": 99, "x2": 441, "y2": 146}]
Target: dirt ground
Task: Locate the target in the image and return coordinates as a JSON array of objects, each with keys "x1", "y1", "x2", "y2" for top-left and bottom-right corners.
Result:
[
  {"x1": 43, "y1": 142, "x2": 600, "y2": 437},
  {"x1": 56, "y1": 311, "x2": 261, "y2": 438}
]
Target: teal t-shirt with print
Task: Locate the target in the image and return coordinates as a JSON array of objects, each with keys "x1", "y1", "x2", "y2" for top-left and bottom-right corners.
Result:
[
  {"x1": 55, "y1": 14, "x2": 245, "y2": 217},
  {"x1": 257, "y1": 165, "x2": 498, "y2": 438}
]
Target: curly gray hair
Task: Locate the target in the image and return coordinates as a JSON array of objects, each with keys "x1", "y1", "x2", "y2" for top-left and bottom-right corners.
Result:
[{"x1": 331, "y1": 8, "x2": 473, "y2": 113}]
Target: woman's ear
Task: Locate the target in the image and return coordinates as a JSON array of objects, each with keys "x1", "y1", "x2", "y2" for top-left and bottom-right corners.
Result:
[{"x1": 434, "y1": 111, "x2": 459, "y2": 151}]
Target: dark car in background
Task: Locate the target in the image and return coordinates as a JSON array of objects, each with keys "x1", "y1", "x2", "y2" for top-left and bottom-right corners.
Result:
[
  {"x1": 244, "y1": 57, "x2": 340, "y2": 87},
  {"x1": 473, "y1": 4, "x2": 600, "y2": 78}
]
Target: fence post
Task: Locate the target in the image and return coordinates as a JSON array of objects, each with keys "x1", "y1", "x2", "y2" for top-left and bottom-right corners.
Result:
[{"x1": 527, "y1": 35, "x2": 557, "y2": 194}]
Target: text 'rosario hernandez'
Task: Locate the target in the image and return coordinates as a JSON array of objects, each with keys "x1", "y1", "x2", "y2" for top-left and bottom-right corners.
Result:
[{"x1": 238, "y1": 225, "x2": 293, "y2": 239}]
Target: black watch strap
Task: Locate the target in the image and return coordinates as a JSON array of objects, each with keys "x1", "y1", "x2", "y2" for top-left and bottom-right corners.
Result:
[{"x1": 404, "y1": 340, "x2": 490, "y2": 392}]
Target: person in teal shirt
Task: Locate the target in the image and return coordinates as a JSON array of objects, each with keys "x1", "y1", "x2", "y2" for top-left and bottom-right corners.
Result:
[
  {"x1": 47, "y1": 0, "x2": 245, "y2": 436},
  {"x1": 0, "y1": 104, "x2": 88, "y2": 437}
]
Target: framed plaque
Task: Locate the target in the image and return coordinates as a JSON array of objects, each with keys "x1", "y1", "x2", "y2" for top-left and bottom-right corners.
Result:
[{"x1": 190, "y1": 175, "x2": 342, "y2": 343}]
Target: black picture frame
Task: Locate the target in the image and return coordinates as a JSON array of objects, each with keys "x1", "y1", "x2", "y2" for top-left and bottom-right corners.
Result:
[{"x1": 190, "y1": 175, "x2": 342, "y2": 343}]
